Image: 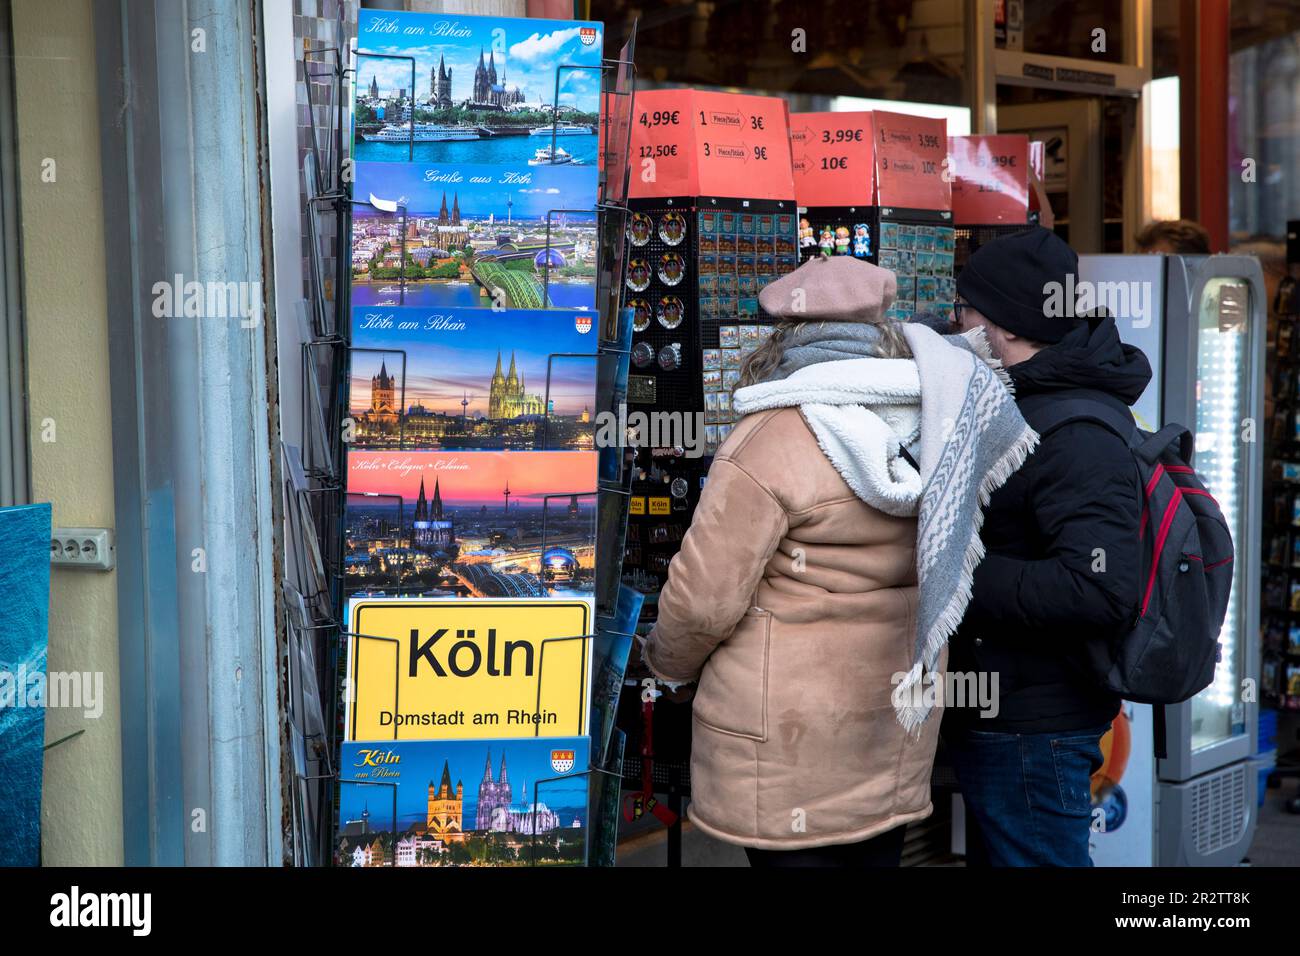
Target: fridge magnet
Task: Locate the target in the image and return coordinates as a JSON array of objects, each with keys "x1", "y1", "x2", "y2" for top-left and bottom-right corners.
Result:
[
  {"x1": 626, "y1": 259, "x2": 651, "y2": 292},
  {"x1": 658, "y1": 252, "x2": 686, "y2": 286},
  {"x1": 818, "y1": 226, "x2": 835, "y2": 256},
  {"x1": 658, "y1": 211, "x2": 687, "y2": 246},
  {"x1": 834, "y1": 226, "x2": 851, "y2": 255},
  {"x1": 852, "y1": 223, "x2": 871, "y2": 258},
  {"x1": 628, "y1": 212, "x2": 653, "y2": 246},
  {"x1": 799, "y1": 218, "x2": 816, "y2": 249},
  {"x1": 657, "y1": 296, "x2": 685, "y2": 329}
]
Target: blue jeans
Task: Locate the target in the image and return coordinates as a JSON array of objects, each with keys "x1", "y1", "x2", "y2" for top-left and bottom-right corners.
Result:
[{"x1": 946, "y1": 723, "x2": 1109, "y2": 867}]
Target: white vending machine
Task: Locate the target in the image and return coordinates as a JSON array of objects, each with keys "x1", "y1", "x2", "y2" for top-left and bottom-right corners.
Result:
[{"x1": 1079, "y1": 254, "x2": 1266, "y2": 867}]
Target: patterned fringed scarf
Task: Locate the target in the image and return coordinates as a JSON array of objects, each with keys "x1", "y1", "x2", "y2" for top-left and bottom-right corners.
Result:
[{"x1": 733, "y1": 322, "x2": 1038, "y2": 732}]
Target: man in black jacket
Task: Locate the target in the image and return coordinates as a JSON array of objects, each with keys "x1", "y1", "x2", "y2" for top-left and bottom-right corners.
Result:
[{"x1": 944, "y1": 227, "x2": 1153, "y2": 867}]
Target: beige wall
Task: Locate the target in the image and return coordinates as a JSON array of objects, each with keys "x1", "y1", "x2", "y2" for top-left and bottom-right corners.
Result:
[{"x1": 12, "y1": 0, "x2": 123, "y2": 866}]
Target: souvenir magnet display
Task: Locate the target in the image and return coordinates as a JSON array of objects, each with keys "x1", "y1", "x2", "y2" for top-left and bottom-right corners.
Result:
[{"x1": 658, "y1": 211, "x2": 687, "y2": 246}]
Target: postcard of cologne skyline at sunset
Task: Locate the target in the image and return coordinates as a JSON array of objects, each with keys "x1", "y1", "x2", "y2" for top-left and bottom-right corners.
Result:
[
  {"x1": 344, "y1": 449, "x2": 597, "y2": 599},
  {"x1": 347, "y1": 449, "x2": 596, "y2": 506}
]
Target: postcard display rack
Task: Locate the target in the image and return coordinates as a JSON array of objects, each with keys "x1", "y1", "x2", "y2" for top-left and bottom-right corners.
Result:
[
  {"x1": 280, "y1": 32, "x2": 352, "y2": 869},
  {"x1": 304, "y1": 9, "x2": 642, "y2": 869},
  {"x1": 789, "y1": 111, "x2": 957, "y2": 323}
]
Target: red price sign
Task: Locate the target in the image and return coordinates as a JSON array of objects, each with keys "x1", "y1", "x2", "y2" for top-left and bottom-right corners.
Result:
[
  {"x1": 628, "y1": 89, "x2": 795, "y2": 200},
  {"x1": 789, "y1": 111, "x2": 874, "y2": 206},
  {"x1": 872, "y1": 110, "x2": 951, "y2": 211},
  {"x1": 692, "y1": 89, "x2": 793, "y2": 199},
  {"x1": 628, "y1": 89, "x2": 696, "y2": 197},
  {"x1": 949, "y1": 134, "x2": 1029, "y2": 224}
]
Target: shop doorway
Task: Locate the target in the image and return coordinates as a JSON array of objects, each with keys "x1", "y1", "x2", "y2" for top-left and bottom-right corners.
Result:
[{"x1": 998, "y1": 98, "x2": 1103, "y2": 252}]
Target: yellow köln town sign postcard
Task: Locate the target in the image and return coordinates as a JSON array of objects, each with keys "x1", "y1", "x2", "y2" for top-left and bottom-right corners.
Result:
[{"x1": 345, "y1": 598, "x2": 592, "y2": 741}]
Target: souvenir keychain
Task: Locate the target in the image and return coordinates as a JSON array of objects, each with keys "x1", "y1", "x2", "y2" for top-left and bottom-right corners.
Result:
[
  {"x1": 799, "y1": 217, "x2": 816, "y2": 249},
  {"x1": 834, "y1": 226, "x2": 851, "y2": 255},
  {"x1": 852, "y1": 223, "x2": 872, "y2": 258},
  {"x1": 622, "y1": 678, "x2": 681, "y2": 827},
  {"x1": 818, "y1": 226, "x2": 835, "y2": 256}
]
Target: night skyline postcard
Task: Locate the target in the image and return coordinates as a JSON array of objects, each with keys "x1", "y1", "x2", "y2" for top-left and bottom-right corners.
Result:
[
  {"x1": 347, "y1": 449, "x2": 597, "y2": 507},
  {"x1": 354, "y1": 11, "x2": 603, "y2": 166},
  {"x1": 343, "y1": 449, "x2": 598, "y2": 599}
]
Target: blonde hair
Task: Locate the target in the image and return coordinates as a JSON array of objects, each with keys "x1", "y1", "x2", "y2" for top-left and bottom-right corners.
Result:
[{"x1": 735, "y1": 316, "x2": 912, "y2": 392}]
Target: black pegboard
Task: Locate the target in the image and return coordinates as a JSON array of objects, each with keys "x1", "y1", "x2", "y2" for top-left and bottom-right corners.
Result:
[
  {"x1": 954, "y1": 217, "x2": 1039, "y2": 275},
  {"x1": 618, "y1": 196, "x2": 797, "y2": 611},
  {"x1": 798, "y1": 205, "x2": 958, "y2": 322},
  {"x1": 623, "y1": 197, "x2": 700, "y2": 415}
]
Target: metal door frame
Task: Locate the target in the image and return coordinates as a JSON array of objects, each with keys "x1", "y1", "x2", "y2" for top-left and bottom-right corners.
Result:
[
  {"x1": 94, "y1": 0, "x2": 285, "y2": 866},
  {"x1": 1158, "y1": 255, "x2": 1265, "y2": 783},
  {"x1": 0, "y1": 0, "x2": 30, "y2": 507}
]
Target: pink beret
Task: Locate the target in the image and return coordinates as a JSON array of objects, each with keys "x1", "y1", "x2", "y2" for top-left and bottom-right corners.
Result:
[{"x1": 758, "y1": 254, "x2": 897, "y2": 322}]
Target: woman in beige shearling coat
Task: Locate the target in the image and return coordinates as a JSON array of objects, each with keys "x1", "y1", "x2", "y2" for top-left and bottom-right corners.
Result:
[{"x1": 641, "y1": 255, "x2": 1030, "y2": 867}]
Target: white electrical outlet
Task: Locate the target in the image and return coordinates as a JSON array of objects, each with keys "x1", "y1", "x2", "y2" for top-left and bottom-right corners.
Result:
[{"x1": 51, "y1": 528, "x2": 115, "y2": 571}]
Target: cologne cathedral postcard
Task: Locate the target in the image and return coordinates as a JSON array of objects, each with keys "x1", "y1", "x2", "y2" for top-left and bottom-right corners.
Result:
[
  {"x1": 353, "y1": 9, "x2": 603, "y2": 166},
  {"x1": 337, "y1": 736, "x2": 590, "y2": 867},
  {"x1": 349, "y1": 306, "x2": 597, "y2": 451},
  {"x1": 351, "y1": 160, "x2": 598, "y2": 311}
]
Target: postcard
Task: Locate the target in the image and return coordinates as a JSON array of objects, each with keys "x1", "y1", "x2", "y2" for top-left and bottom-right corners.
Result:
[
  {"x1": 352, "y1": 160, "x2": 598, "y2": 310},
  {"x1": 345, "y1": 449, "x2": 598, "y2": 598},
  {"x1": 0, "y1": 503, "x2": 51, "y2": 866},
  {"x1": 338, "y1": 736, "x2": 590, "y2": 866},
  {"x1": 354, "y1": 10, "x2": 603, "y2": 166},
  {"x1": 349, "y1": 306, "x2": 596, "y2": 451},
  {"x1": 345, "y1": 597, "x2": 592, "y2": 741}
]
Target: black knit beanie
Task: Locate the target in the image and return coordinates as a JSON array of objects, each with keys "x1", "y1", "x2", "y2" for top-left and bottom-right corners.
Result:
[{"x1": 956, "y1": 227, "x2": 1079, "y2": 344}]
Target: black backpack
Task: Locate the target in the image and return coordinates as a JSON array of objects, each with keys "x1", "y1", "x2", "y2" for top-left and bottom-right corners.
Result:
[{"x1": 1018, "y1": 391, "x2": 1233, "y2": 707}]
